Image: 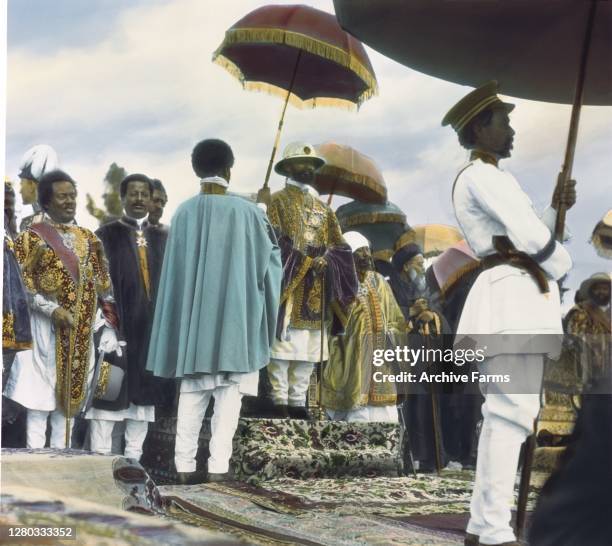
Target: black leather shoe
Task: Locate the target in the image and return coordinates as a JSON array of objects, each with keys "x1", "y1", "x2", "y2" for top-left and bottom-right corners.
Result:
[
  {"x1": 464, "y1": 533, "x2": 479, "y2": 546},
  {"x1": 176, "y1": 470, "x2": 206, "y2": 485},
  {"x1": 288, "y1": 406, "x2": 311, "y2": 420}
]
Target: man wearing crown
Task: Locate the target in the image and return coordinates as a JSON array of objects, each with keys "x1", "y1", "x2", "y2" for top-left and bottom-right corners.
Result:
[
  {"x1": 443, "y1": 81, "x2": 576, "y2": 546},
  {"x1": 266, "y1": 142, "x2": 358, "y2": 419}
]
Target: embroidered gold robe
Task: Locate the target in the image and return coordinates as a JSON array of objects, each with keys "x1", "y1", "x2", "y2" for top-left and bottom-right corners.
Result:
[
  {"x1": 12, "y1": 223, "x2": 113, "y2": 416},
  {"x1": 267, "y1": 184, "x2": 357, "y2": 335},
  {"x1": 322, "y1": 270, "x2": 405, "y2": 410}
]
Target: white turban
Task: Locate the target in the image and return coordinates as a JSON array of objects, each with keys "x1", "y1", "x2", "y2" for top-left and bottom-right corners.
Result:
[
  {"x1": 343, "y1": 231, "x2": 370, "y2": 252},
  {"x1": 19, "y1": 144, "x2": 59, "y2": 181}
]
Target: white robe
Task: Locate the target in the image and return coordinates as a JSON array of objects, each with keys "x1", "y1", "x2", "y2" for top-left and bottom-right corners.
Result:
[
  {"x1": 453, "y1": 158, "x2": 572, "y2": 338},
  {"x1": 4, "y1": 295, "x2": 95, "y2": 412}
]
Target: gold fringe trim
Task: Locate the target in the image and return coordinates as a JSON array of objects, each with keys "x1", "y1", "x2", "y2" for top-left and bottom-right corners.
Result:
[
  {"x1": 319, "y1": 165, "x2": 386, "y2": 199},
  {"x1": 341, "y1": 212, "x2": 406, "y2": 228},
  {"x1": 440, "y1": 260, "x2": 481, "y2": 296},
  {"x1": 213, "y1": 27, "x2": 378, "y2": 108}
]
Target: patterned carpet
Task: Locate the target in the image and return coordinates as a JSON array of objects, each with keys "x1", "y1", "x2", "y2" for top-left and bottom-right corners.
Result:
[{"x1": 160, "y1": 471, "x2": 547, "y2": 545}]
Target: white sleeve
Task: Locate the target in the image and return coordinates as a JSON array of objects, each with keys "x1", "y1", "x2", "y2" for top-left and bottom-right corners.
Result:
[
  {"x1": 465, "y1": 171, "x2": 572, "y2": 280},
  {"x1": 30, "y1": 293, "x2": 60, "y2": 318},
  {"x1": 540, "y1": 206, "x2": 571, "y2": 242}
]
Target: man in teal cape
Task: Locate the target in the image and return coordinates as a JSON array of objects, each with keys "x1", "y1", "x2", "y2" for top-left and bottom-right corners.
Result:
[{"x1": 146, "y1": 139, "x2": 282, "y2": 483}]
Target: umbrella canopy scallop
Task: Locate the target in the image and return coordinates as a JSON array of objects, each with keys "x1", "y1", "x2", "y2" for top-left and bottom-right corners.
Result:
[
  {"x1": 314, "y1": 142, "x2": 387, "y2": 203},
  {"x1": 213, "y1": 4, "x2": 378, "y2": 109},
  {"x1": 395, "y1": 224, "x2": 463, "y2": 258}
]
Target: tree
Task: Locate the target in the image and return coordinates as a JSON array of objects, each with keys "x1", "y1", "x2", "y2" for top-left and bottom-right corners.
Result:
[{"x1": 86, "y1": 163, "x2": 127, "y2": 225}]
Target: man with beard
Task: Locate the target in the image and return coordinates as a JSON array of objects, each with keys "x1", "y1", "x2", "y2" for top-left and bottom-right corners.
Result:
[
  {"x1": 322, "y1": 232, "x2": 404, "y2": 422},
  {"x1": 147, "y1": 179, "x2": 168, "y2": 232},
  {"x1": 267, "y1": 142, "x2": 358, "y2": 419},
  {"x1": 17, "y1": 145, "x2": 59, "y2": 232},
  {"x1": 4, "y1": 170, "x2": 120, "y2": 448},
  {"x1": 443, "y1": 81, "x2": 574, "y2": 546},
  {"x1": 392, "y1": 242, "x2": 449, "y2": 472},
  {"x1": 85, "y1": 173, "x2": 171, "y2": 461}
]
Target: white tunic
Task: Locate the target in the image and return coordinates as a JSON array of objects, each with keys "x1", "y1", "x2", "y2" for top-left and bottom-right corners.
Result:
[
  {"x1": 4, "y1": 295, "x2": 95, "y2": 412},
  {"x1": 453, "y1": 159, "x2": 572, "y2": 337}
]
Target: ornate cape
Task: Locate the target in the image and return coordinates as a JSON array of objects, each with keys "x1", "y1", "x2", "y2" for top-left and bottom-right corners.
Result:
[
  {"x1": 322, "y1": 271, "x2": 405, "y2": 410},
  {"x1": 267, "y1": 184, "x2": 357, "y2": 335},
  {"x1": 14, "y1": 222, "x2": 113, "y2": 416}
]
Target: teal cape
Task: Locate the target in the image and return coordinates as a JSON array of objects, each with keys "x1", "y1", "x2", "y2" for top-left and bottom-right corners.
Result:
[{"x1": 146, "y1": 193, "x2": 282, "y2": 378}]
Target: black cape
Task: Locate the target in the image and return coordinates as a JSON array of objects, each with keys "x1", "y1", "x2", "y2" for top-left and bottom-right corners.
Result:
[{"x1": 93, "y1": 218, "x2": 173, "y2": 410}]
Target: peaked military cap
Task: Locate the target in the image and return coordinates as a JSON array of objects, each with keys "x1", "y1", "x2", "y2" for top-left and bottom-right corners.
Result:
[{"x1": 442, "y1": 81, "x2": 514, "y2": 132}]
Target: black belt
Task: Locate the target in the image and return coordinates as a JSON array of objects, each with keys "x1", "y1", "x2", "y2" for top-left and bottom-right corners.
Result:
[{"x1": 480, "y1": 236, "x2": 550, "y2": 294}]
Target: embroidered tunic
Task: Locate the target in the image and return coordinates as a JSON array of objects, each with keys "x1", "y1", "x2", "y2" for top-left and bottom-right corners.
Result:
[
  {"x1": 322, "y1": 271, "x2": 405, "y2": 410},
  {"x1": 267, "y1": 183, "x2": 357, "y2": 361}
]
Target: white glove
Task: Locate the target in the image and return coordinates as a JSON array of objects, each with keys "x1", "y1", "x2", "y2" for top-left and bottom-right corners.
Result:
[{"x1": 98, "y1": 327, "x2": 126, "y2": 357}]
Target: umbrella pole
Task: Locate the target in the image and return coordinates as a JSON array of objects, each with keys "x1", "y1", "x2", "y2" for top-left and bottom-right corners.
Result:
[
  {"x1": 554, "y1": 0, "x2": 597, "y2": 241},
  {"x1": 260, "y1": 50, "x2": 303, "y2": 195}
]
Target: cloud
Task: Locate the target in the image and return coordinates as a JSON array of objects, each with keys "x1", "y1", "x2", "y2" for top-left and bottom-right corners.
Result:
[{"x1": 6, "y1": 0, "x2": 611, "y2": 299}]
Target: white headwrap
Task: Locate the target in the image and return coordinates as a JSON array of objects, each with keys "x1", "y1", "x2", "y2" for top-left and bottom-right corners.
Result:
[
  {"x1": 19, "y1": 145, "x2": 59, "y2": 181},
  {"x1": 343, "y1": 231, "x2": 370, "y2": 252}
]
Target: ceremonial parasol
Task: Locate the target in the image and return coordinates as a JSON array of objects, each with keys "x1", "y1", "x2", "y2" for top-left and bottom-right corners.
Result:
[
  {"x1": 591, "y1": 209, "x2": 612, "y2": 259},
  {"x1": 395, "y1": 224, "x2": 463, "y2": 259},
  {"x1": 213, "y1": 4, "x2": 378, "y2": 198},
  {"x1": 336, "y1": 200, "x2": 406, "y2": 257},
  {"x1": 334, "y1": 0, "x2": 612, "y2": 239},
  {"x1": 314, "y1": 142, "x2": 387, "y2": 204}
]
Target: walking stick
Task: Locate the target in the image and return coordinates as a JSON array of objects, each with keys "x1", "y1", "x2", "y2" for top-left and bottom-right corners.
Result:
[
  {"x1": 398, "y1": 401, "x2": 418, "y2": 478},
  {"x1": 64, "y1": 324, "x2": 76, "y2": 449},
  {"x1": 316, "y1": 271, "x2": 326, "y2": 420},
  {"x1": 516, "y1": 383, "x2": 544, "y2": 539},
  {"x1": 424, "y1": 332, "x2": 443, "y2": 474},
  {"x1": 430, "y1": 382, "x2": 443, "y2": 475}
]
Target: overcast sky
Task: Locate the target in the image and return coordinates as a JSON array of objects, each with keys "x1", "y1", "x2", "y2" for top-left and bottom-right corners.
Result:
[{"x1": 5, "y1": 0, "x2": 611, "y2": 309}]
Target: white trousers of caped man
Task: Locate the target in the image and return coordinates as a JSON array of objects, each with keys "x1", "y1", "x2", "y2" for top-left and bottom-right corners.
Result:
[
  {"x1": 27, "y1": 409, "x2": 75, "y2": 449},
  {"x1": 466, "y1": 354, "x2": 543, "y2": 545},
  {"x1": 174, "y1": 384, "x2": 243, "y2": 474}
]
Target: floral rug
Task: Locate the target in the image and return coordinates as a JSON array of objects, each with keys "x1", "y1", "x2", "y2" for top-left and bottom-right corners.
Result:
[{"x1": 161, "y1": 483, "x2": 465, "y2": 545}]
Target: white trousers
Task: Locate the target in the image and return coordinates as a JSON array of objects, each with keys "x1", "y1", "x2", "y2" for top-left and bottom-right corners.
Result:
[
  {"x1": 467, "y1": 354, "x2": 543, "y2": 545},
  {"x1": 174, "y1": 384, "x2": 243, "y2": 474},
  {"x1": 327, "y1": 405, "x2": 399, "y2": 423},
  {"x1": 89, "y1": 419, "x2": 149, "y2": 460},
  {"x1": 27, "y1": 409, "x2": 75, "y2": 449},
  {"x1": 268, "y1": 359, "x2": 313, "y2": 406}
]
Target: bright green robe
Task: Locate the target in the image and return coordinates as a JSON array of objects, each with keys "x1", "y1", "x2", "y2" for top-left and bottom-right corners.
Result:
[{"x1": 146, "y1": 193, "x2": 282, "y2": 378}]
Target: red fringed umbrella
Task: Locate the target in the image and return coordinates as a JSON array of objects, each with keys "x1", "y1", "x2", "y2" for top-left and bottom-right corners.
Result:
[{"x1": 213, "y1": 4, "x2": 378, "y2": 198}]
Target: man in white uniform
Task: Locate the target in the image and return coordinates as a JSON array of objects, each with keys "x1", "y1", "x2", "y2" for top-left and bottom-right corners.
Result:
[{"x1": 442, "y1": 81, "x2": 575, "y2": 546}]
